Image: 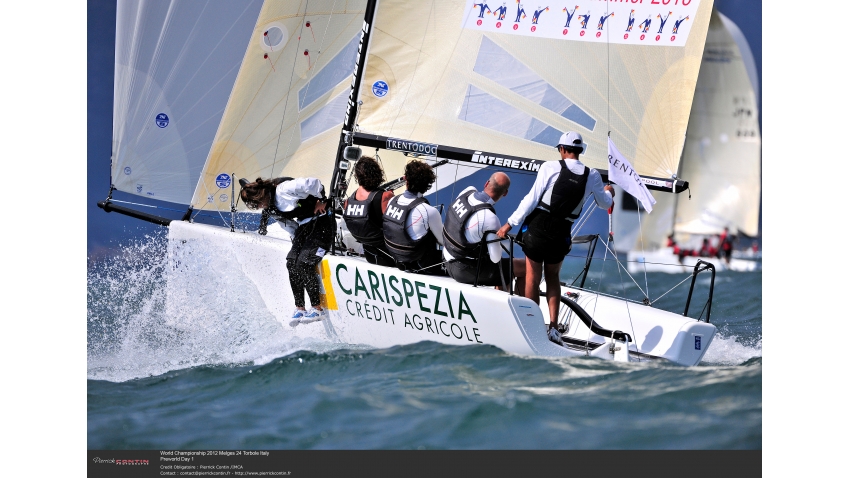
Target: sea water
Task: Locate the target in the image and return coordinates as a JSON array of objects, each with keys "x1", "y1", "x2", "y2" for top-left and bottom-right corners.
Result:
[{"x1": 87, "y1": 232, "x2": 761, "y2": 449}]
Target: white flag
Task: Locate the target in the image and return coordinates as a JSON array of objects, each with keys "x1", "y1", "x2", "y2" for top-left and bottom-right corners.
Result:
[{"x1": 607, "y1": 138, "x2": 657, "y2": 213}]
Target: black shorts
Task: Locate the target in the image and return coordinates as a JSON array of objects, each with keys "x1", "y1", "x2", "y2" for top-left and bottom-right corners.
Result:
[
  {"x1": 517, "y1": 209, "x2": 571, "y2": 264},
  {"x1": 447, "y1": 257, "x2": 512, "y2": 287}
]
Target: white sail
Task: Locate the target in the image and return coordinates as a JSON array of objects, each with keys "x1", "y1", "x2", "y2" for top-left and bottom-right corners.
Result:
[
  {"x1": 674, "y1": 9, "x2": 761, "y2": 238},
  {"x1": 190, "y1": 0, "x2": 369, "y2": 211},
  {"x1": 354, "y1": 0, "x2": 713, "y2": 181},
  {"x1": 613, "y1": 6, "x2": 760, "y2": 252},
  {"x1": 112, "y1": 0, "x2": 263, "y2": 205}
]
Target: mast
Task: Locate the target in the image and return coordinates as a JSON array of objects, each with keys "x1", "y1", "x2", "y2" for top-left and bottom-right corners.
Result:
[{"x1": 329, "y1": 0, "x2": 379, "y2": 210}]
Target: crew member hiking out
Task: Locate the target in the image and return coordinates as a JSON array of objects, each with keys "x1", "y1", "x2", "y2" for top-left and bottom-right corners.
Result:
[
  {"x1": 443, "y1": 172, "x2": 526, "y2": 291},
  {"x1": 240, "y1": 176, "x2": 336, "y2": 326},
  {"x1": 342, "y1": 156, "x2": 396, "y2": 267},
  {"x1": 497, "y1": 131, "x2": 614, "y2": 345},
  {"x1": 383, "y1": 160, "x2": 447, "y2": 276}
]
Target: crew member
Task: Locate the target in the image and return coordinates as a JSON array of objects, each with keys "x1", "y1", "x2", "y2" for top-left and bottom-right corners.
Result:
[
  {"x1": 496, "y1": 131, "x2": 614, "y2": 345},
  {"x1": 383, "y1": 160, "x2": 446, "y2": 275},
  {"x1": 343, "y1": 156, "x2": 395, "y2": 267},
  {"x1": 240, "y1": 176, "x2": 336, "y2": 325},
  {"x1": 719, "y1": 227, "x2": 734, "y2": 264},
  {"x1": 443, "y1": 172, "x2": 526, "y2": 291}
]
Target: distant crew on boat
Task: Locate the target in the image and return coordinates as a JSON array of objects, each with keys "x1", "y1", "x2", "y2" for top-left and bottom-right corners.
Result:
[
  {"x1": 443, "y1": 172, "x2": 526, "y2": 291},
  {"x1": 240, "y1": 176, "x2": 335, "y2": 326},
  {"x1": 382, "y1": 160, "x2": 447, "y2": 276},
  {"x1": 342, "y1": 156, "x2": 396, "y2": 267},
  {"x1": 497, "y1": 131, "x2": 614, "y2": 345}
]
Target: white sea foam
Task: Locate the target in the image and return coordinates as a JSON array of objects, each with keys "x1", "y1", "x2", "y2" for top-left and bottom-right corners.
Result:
[
  {"x1": 87, "y1": 233, "x2": 345, "y2": 382},
  {"x1": 700, "y1": 333, "x2": 761, "y2": 365}
]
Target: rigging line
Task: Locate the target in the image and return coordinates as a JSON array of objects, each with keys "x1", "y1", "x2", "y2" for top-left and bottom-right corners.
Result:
[
  {"x1": 597, "y1": 238, "x2": 648, "y2": 299},
  {"x1": 571, "y1": 194, "x2": 596, "y2": 236},
  {"x1": 606, "y1": 0, "x2": 610, "y2": 141},
  {"x1": 651, "y1": 273, "x2": 695, "y2": 306},
  {"x1": 637, "y1": 201, "x2": 649, "y2": 300},
  {"x1": 614, "y1": 253, "x2": 641, "y2": 357},
  {"x1": 270, "y1": 0, "x2": 314, "y2": 177},
  {"x1": 277, "y1": 0, "x2": 341, "y2": 176}
]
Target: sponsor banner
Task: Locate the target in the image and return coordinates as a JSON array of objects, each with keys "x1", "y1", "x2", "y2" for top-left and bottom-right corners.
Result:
[
  {"x1": 386, "y1": 138, "x2": 439, "y2": 156},
  {"x1": 462, "y1": 0, "x2": 701, "y2": 47},
  {"x1": 642, "y1": 177, "x2": 674, "y2": 189},
  {"x1": 470, "y1": 151, "x2": 543, "y2": 172},
  {"x1": 323, "y1": 257, "x2": 541, "y2": 353}
]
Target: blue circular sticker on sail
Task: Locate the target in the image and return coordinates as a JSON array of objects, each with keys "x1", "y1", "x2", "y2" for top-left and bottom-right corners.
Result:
[
  {"x1": 215, "y1": 173, "x2": 232, "y2": 189},
  {"x1": 123, "y1": 167, "x2": 132, "y2": 175},
  {"x1": 372, "y1": 81, "x2": 388, "y2": 98},
  {"x1": 155, "y1": 113, "x2": 169, "y2": 128}
]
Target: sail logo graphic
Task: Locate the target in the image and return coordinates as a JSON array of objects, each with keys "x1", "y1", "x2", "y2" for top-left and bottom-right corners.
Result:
[
  {"x1": 136, "y1": 184, "x2": 143, "y2": 193},
  {"x1": 694, "y1": 335, "x2": 701, "y2": 350},
  {"x1": 372, "y1": 80, "x2": 389, "y2": 98},
  {"x1": 461, "y1": 0, "x2": 700, "y2": 46},
  {"x1": 672, "y1": 15, "x2": 689, "y2": 34},
  {"x1": 215, "y1": 173, "x2": 231, "y2": 189},
  {"x1": 155, "y1": 113, "x2": 169, "y2": 128},
  {"x1": 219, "y1": 194, "x2": 229, "y2": 203},
  {"x1": 531, "y1": 6, "x2": 549, "y2": 25},
  {"x1": 124, "y1": 167, "x2": 132, "y2": 175},
  {"x1": 474, "y1": 2, "x2": 492, "y2": 18},
  {"x1": 595, "y1": 12, "x2": 613, "y2": 37}
]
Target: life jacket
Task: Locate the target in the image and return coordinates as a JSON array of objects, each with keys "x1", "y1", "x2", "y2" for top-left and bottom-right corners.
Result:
[
  {"x1": 382, "y1": 194, "x2": 436, "y2": 263},
  {"x1": 539, "y1": 160, "x2": 590, "y2": 222},
  {"x1": 343, "y1": 189, "x2": 386, "y2": 246},
  {"x1": 443, "y1": 189, "x2": 495, "y2": 261}
]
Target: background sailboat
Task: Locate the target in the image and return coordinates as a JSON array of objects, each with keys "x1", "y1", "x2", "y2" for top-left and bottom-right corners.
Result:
[{"x1": 612, "y1": 6, "x2": 761, "y2": 273}]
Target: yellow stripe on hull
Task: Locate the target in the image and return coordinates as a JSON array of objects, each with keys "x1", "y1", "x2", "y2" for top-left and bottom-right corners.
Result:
[{"x1": 319, "y1": 259, "x2": 338, "y2": 310}]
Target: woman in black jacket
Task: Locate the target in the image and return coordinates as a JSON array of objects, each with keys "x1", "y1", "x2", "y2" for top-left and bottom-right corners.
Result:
[{"x1": 240, "y1": 176, "x2": 336, "y2": 326}]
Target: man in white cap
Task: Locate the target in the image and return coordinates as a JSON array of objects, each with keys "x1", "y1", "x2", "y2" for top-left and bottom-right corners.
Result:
[{"x1": 496, "y1": 131, "x2": 614, "y2": 345}]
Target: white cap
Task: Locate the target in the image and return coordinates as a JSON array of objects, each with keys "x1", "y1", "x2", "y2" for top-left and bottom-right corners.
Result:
[{"x1": 557, "y1": 131, "x2": 587, "y2": 154}]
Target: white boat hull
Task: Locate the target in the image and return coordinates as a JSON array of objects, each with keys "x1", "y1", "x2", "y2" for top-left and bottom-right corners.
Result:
[
  {"x1": 168, "y1": 222, "x2": 715, "y2": 366},
  {"x1": 627, "y1": 247, "x2": 761, "y2": 274}
]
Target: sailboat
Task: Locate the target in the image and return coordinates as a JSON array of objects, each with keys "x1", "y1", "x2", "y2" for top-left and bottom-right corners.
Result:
[
  {"x1": 612, "y1": 6, "x2": 761, "y2": 274},
  {"x1": 100, "y1": 0, "x2": 720, "y2": 366}
]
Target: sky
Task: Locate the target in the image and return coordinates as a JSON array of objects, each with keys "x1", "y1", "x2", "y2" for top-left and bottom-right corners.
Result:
[{"x1": 86, "y1": 0, "x2": 763, "y2": 259}]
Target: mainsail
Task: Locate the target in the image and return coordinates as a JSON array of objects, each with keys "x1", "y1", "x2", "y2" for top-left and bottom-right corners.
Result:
[
  {"x1": 111, "y1": 0, "x2": 263, "y2": 205},
  {"x1": 351, "y1": 0, "x2": 713, "y2": 188}
]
